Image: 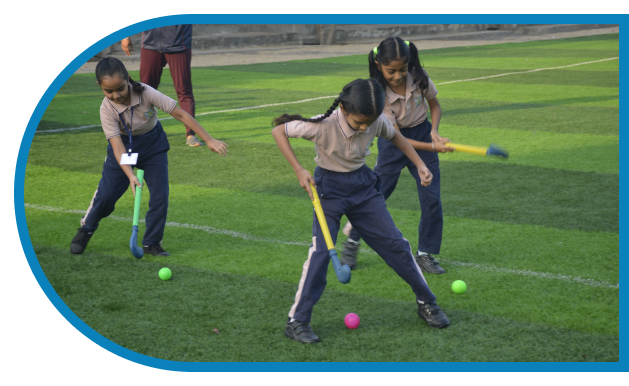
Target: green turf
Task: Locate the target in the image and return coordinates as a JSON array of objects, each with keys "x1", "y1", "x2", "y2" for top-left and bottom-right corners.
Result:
[{"x1": 24, "y1": 34, "x2": 619, "y2": 362}]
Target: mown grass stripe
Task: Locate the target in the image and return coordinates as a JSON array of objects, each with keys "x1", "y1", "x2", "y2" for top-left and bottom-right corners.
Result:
[
  {"x1": 37, "y1": 57, "x2": 618, "y2": 134},
  {"x1": 25, "y1": 203, "x2": 618, "y2": 289}
]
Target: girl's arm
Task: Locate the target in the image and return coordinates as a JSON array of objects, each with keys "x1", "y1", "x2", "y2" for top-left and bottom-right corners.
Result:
[
  {"x1": 427, "y1": 97, "x2": 449, "y2": 144},
  {"x1": 109, "y1": 136, "x2": 142, "y2": 196},
  {"x1": 389, "y1": 131, "x2": 433, "y2": 186},
  {"x1": 169, "y1": 106, "x2": 228, "y2": 156},
  {"x1": 272, "y1": 125, "x2": 316, "y2": 200},
  {"x1": 393, "y1": 122, "x2": 454, "y2": 153}
]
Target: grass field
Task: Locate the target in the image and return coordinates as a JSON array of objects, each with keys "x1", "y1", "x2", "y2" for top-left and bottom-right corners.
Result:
[{"x1": 23, "y1": 34, "x2": 619, "y2": 362}]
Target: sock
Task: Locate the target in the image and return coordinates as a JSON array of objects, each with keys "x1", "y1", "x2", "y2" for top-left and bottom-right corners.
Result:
[
  {"x1": 417, "y1": 250, "x2": 428, "y2": 256},
  {"x1": 347, "y1": 238, "x2": 359, "y2": 244},
  {"x1": 417, "y1": 299, "x2": 425, "y2": 305},
  {"x1": 289, "y1": 317, "x2": 296, "y2": 322}
]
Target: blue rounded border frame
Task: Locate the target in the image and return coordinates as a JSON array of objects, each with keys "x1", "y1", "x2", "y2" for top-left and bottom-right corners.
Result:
[{"x1": 14, "y1": 14, "x2": 625, "y2": 371}]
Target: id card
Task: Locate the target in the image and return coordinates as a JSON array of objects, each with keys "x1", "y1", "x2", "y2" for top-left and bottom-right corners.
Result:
[{"x1": 121, "y1": 153, "x2": 138, "y2": 165}]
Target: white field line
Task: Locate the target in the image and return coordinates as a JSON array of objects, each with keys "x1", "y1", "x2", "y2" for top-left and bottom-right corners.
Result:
[
  {"x1": 35, "y1": 96, "x2": 337, "y2": 133},
  {"x1": 24, "y1": 203, "x2": 309, "y2": 246},
  {"x1": 24, "y1": 203, "x2": 619, "y2": 289},
  {"x1": 436, "y1": 57, "x2": 619, "y2": 86},
  {"x1": 35, "y1": 57, "x2": 619, "y2": 134}
]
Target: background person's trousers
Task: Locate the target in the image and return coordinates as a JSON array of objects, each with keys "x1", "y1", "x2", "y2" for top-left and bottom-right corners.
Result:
[
  {"x1": 140, "y1": 48, "x2": 195, "y2": 137},
  {"x1": 80, "y1": 122, "x2": 170, "y2": 246},
  {"x1": 349, "y1": 119, "x2": 443, "y2": 255},
  {"x1": 289, "y1": 165, "x2": 436, "y2": 324}
]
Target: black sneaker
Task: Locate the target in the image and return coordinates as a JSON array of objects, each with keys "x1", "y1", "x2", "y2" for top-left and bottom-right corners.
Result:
[
  {"x1": 417, "y1": 301, "x2": 450, "y2": 329},
  {"x1": 70, "y1": 228, "x2": 94, "y2": 254},
  {"x1": 340, "y1": 239, "x2": 360, "y2": 270},
  {"x1": 415, "y1": 252, "x2": 446, "y2": 274},
  {"x1": 284, "y1": 318, "x2": 320, "y2": 343},
  {"x1": 143, "y1": 245, "x2": 171, "y2": 256}
]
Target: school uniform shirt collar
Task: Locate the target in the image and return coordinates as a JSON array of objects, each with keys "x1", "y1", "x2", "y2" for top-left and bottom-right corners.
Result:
[
  {"x1": 385, "y1": 73, "x2": 418, "y2": 104},
  {"x1": 107, "y1": 84, "x2": 142, "y2": 113},
  {"x1": 336, "y1": 109, "x2": 373, "y2": 138}
]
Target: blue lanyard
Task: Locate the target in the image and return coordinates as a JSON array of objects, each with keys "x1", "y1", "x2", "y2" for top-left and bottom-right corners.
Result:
[{"x1": 118, "y1": 106, "x2": 135, "y2": 154}]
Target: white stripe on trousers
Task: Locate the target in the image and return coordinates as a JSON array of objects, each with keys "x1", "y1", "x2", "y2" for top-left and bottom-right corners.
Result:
[
  {"x1": 288, "y1": 236, "x2": 316, "y2": 319},
  {"x1": 79, "y1": 187, "x2": 99, "y2": 227}
]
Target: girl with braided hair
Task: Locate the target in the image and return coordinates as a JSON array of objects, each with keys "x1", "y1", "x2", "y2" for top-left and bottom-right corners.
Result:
[
  {"x1": 272, "y1": 78, "x2": 450, "y2": 344},
  {"x1": 341, "y1": 37, "x2": 453, "y2": 275}
]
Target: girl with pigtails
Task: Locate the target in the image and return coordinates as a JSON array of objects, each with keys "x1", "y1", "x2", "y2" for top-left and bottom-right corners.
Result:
[
  {"x1": 341, "y1": 37, "x2": 452, "y2": 275},
  {"x1": 272, "y1": 78, "x2": 450, "y2": 344}
]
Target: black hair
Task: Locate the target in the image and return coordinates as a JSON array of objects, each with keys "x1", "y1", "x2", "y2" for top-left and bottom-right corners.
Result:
[
  {"x1": 95, "y1": 57, "x2": 145, "y2": 95},
  {"x1": 272, "y1": 78, "x2": 384, "y2": 126},
  {"x1": 368, "y1": 37, "x2": 429, "y2": 96}
]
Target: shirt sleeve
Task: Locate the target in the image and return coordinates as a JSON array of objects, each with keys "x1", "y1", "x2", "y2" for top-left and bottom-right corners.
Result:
[
  {"x1": 285, "y1": 117, "x2": 321, "y2": 142},
  {"x1": 382, "y1": 101, "x2": 397, "y2": 126},
  {"x1": 424, "y1": 72, "x2": 438, "y2": 100},
  {"x1": 143, "y1": 85, "x2": 177, "y2": 114},
  {"x1": 100, "y1": 105, "x2": 121, "y2": 139},
  {"x1": 375, "y1": 115, "x2": 396, "y2": 140}
]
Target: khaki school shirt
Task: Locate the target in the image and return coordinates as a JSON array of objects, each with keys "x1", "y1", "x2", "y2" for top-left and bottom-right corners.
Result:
[
  {"x1": 383, "y1": 70, "x2": 438, "y2": 129},
  {"x1": 99, "y1": 83, "x2": 177, "y2": 139},
  {"x1": 285, "y1": 109, "x2": 396, "y2": 173}
]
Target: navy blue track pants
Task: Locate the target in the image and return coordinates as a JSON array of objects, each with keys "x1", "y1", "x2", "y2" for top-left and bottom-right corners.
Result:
[
  {"x1": 349, "y1": 119, "x2": 443, "y2": 254},
  {"x1": 80, "y1": 122, "x2": 170, "y2": 246},
  {"x1": 289, "y1": 165, "x2": 436, "y2": 324}
]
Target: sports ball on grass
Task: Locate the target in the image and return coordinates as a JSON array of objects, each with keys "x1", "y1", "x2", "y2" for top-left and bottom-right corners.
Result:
[
  {"x1": 159, "y1": 267, "x2": 172, "y2": 281},
  {"x1": 344, "y1": 313, "x2": 360, "y2": 329},
  {"x1": 451, "y1": 280, "x2": 467, "y2": 294}
]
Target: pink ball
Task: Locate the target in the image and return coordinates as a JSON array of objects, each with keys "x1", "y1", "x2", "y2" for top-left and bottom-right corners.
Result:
[{"x1": 344, "y1": 313, "x2": 360, "y2": 329}]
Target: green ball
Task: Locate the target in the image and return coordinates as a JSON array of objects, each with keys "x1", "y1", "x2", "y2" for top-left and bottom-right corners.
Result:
[
  {"x1": 452, "y1": 280, "x2": 467, "y2": 294},
  {"x1": 159, "y1": 267, "x2": 172, "y2": 281}
]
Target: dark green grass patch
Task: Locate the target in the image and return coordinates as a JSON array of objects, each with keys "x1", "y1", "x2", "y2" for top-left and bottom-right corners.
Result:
[
  {"x1": 386, "y1": 161, "x2": 619, "y2": 233},
  {"x1": 34, "y1": 245, "x2": 618, "y2": 362},
  {"x1": 441, "y1": 82, "x2": 617, "y2": 108},
  {"x1": 438, "y1": 98, "x2": 618, "y2": 136}
]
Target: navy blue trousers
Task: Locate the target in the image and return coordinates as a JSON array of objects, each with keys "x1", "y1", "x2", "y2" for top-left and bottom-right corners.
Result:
[
  {"x1": 289, "y1": 165, "x2": 436, "y2": 323},
  {"x1": 349, "y1": 119, "x2": 443, "y2": 254},
  {"x1": 80, "y1": 122, "x2": 170, "y2": 246}
]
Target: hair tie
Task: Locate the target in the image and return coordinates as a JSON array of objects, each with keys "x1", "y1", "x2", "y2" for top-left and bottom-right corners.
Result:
[
  {"x1": 373, "y1": 47, "x2": 378, "y2": 56},
  {"x1": 405, "y1": 40, "x2": 410, "y2": 46}
]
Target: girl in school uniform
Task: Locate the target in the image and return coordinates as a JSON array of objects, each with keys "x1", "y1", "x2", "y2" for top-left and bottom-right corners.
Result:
[
  {"x1": 272, "y1": 78, "x2": 449, "y2": 343},
  {"x1": 70, "y1": 57, "x2": 228, "y2": 256},
  {"x1": 341, "y1": 37, "x2": 453, "y2": 274}
]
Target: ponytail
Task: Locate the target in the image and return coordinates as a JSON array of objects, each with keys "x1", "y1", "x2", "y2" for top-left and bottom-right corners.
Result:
[
  {"x1": 368, "y1": 49, "x2": 386, "y2": 94},
  {"x1": 128, "y1": 76, "x2": 146, "y2": 95},
  {"x1": 272, "y1": 98, "x2": 341, "y2": 126},
  {"x1": 407, "y1": 42, "x2": 429, "y2": 96},
  {"x1": 272, "y1": 79, "x2": 384, "y2": 126}
]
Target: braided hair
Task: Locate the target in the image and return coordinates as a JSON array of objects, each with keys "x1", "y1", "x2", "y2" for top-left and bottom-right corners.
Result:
[
  {"x1": 95, "y1": 57, "x2": 145, "y2": 95},
  {"x1": 368, "y1": 37, "x2": 429, "y2": 96},
  {"x1": 272, "y1": 79, "x2": 385, "y2": 126}
]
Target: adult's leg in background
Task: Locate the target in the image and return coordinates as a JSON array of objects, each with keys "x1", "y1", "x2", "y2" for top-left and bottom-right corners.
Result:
[
  {"x1": 165, "y1": 49, "x2": 195, "y2": 137},
  {"x1": 140, "y1": 48, "x2": 167, "y2": 89}
]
